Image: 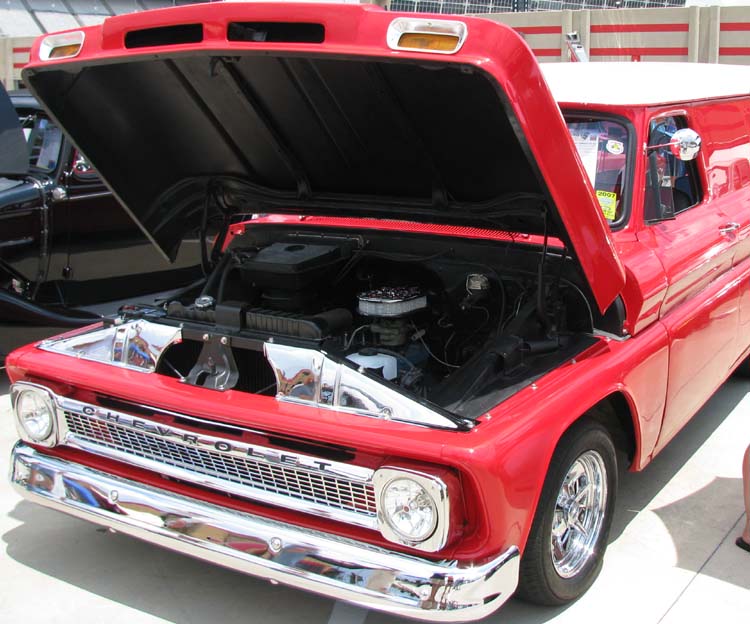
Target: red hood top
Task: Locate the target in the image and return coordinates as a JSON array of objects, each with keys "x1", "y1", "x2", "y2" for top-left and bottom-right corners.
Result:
[{"x1": 23, "y1": 2, "x2": 624, "y2": 312}]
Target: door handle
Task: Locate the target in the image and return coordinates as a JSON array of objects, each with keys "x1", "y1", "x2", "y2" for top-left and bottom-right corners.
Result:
[{"x1": 719, "y1": 222, "x2": 740, "y2": 234}]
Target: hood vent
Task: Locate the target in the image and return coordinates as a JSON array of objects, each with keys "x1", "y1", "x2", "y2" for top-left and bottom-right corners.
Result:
[
  {"x1": 228, "y1": 22, "x2": 325, "y2": 44},
  {"x1": 125, "y1": 23, "x2": 203, "y2": 49}
]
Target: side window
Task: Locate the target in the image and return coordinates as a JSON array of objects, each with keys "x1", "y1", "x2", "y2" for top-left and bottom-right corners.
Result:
[
  {"x1": 644, "y1": 116, "x2": 702, "y2": 222},
  {"x1": 27, "y1": 116, "x2": 63, "y2": 172}
]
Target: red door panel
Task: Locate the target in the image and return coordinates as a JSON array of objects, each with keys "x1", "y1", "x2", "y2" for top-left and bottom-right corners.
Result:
[{"x1": 647, "y1": 205, "x2": 739, "y2": 450}]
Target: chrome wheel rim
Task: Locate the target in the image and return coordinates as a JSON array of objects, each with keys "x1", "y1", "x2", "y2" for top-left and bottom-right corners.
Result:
[{"x1": 550, "y1": 449, "x2": 607, "y2": 578}]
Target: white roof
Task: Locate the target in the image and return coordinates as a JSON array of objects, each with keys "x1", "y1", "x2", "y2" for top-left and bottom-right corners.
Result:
[{"x1": 541, "y1": 62, "x2": 750, "y2": 106}]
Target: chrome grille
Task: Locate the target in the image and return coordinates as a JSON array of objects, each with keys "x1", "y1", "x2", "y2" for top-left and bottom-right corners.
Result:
[{"x1": 62, "y1": 409, "x2": 377, "y2": 522}]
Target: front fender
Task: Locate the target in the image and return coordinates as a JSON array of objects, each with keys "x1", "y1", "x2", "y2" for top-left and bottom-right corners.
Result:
[{"x1": 442, "y1": 324, "x2": 669, "y2": 557}]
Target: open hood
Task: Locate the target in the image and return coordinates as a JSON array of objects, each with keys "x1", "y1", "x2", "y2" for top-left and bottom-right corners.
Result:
[
  {"x1": 23, "y1": 3, "x2": 624, "y2": 312},
  {"x1": 0, "y1": 84, "x2": 30, "y2": 176}
]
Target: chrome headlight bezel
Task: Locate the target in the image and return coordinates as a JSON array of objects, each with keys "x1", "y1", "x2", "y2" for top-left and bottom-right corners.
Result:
[
  {"x1": 11, "y1": 383, "x2": 59, "y2": 447},
  {"x1": 373, "y1": 467, "x2": 450, "y2": 552}
]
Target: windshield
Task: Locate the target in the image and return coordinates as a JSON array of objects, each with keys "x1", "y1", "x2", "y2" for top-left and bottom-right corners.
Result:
[{"x1": 566, "y1": 118, "x2": 629, "y2": 224}]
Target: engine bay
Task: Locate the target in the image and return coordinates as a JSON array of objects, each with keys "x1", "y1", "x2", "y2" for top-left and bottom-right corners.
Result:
[{"x1": 130, "y1": 223, "x2": 607, "y2": 420}]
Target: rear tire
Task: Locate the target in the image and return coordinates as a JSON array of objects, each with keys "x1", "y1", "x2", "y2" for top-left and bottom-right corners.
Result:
[{"x1": 517, "y1": 419, "x2": 617, "y2": 605}]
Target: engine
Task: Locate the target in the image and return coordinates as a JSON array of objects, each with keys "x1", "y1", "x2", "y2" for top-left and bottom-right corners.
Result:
[{"x1": 152, "y1": 228, "x2": 596, "y2": 419}]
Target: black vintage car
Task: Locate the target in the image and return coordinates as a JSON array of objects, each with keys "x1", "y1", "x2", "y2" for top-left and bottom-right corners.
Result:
[{"x1": 0, "y1": 87, "x2": 202, "y2": 360}]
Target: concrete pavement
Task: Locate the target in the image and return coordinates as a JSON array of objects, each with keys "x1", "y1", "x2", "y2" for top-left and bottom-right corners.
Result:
[{"x1": 1, "y1": 369, "x2": 749, "y2": 624}]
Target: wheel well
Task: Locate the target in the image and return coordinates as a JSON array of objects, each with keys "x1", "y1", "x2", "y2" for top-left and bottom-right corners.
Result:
[{"x1": 586, "y1": 393, "x2": 636, "y2": 468}]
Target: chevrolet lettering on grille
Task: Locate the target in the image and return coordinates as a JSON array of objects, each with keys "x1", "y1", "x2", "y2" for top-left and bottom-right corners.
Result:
[
  {"x1": 77, "y1": 404, "x2": 340, "y2": 474},
  {"x1": 56, "y1": 396, "x2": 378, "y2": 528}
]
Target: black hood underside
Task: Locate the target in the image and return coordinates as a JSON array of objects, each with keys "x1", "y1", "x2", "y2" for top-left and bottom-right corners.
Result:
[{"x1": 27, "y1": 54, "x2": 546, "y2": 260}]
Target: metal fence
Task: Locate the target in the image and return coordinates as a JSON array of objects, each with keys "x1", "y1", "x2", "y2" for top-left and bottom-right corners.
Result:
[
  {"x1": 389, "y1": 0, "x2": 685, "y2": 14},
  {"x1": 0, "y1": 0, "x2": 692, "y2": 38},
  {"x1": 390, "y1": 0, "x2": 512, "y2": 13}
]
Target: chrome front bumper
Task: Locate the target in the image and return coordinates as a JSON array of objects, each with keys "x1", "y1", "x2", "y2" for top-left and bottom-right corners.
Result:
[{"x1": 10, "y1": 443, "x2": 519, "y2": 622}]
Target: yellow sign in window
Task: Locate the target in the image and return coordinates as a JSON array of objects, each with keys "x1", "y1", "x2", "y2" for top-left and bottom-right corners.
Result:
[{"x1": 596, "y1": 190, "x2": 618, "y2": 221}]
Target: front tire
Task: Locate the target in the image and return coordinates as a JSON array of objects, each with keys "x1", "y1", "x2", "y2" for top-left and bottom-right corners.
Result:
[{"x1": 517, "y1": 419, "x2": 617, "y2": 605}]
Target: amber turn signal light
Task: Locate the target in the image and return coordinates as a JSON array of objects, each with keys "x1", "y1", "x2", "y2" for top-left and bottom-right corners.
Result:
[
  {"x1": 48, "y1": 43, "x2": 83, "y2": 58},
  {"x1": 396, "y1": 33, "x2": 460, "y2": 52},
  {"x1": 387, "y1": 18, "x2": 467, "y2": 55},
  {"x1": 40, "y1": 31, "x2": 85, "y2": 61}
]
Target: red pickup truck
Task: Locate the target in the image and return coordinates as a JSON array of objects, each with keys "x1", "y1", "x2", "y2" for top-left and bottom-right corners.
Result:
[{"x1": 7, "y1": 4, "x2": 750, "y2": 620}]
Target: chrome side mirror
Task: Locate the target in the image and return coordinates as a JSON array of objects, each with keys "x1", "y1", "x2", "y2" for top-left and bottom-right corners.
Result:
[
  {"x1": 647, "y1": 127, "x2": 701, "y2": 161},
  {"x1": 669, "y1": 128, "x2": 701, "y2": 161}
]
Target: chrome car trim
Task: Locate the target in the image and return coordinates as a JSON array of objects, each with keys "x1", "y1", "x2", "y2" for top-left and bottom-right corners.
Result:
[
  {"x1": 39, "y1": 30, "x2": 85, "y2": 61},
  {"x1": 10, "y1": 382, "x2": 59, "y2": 447},
  {"x1": 92, "y1": 396, "x2": 272, "y2": 439},
  {"x1": 54, "y1": 393, "x2": 378, "y2": 529},
  {"x1": 386, "y1": 18, "x2": 468, "y2": 55},
  {"x1": 592, "y1": 329, "x2": 630, "y2": 342},
  {"x1": 64, "y1": 191, "x2": 113, "y2": 202},
  {"x1": 37, "y1": 317, "x2": 470, "y2": 430},
  {"x1": 373, "y1": 467, "x2": 450, "y2": 553},
  {"x1": 10, "y1": 383, "x2": 380, "y2": 529},
  {"x1": 11, "y1": 443, "x2": 519, "y2": 622},
  {"x1": 551, "y1": 449, "x2": 608, "y2": 578},
  {"x1": 38, "y1": 319, "x2": 181, "y2": 373},
  {"x1": 264, "y1": 343, "x2": 468, "y2": 430},
  {"x1": 59, "y1": 395, "x2": 373, "y2": 481}
]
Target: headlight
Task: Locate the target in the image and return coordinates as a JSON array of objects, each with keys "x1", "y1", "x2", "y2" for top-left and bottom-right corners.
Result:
[
  {"x1": 373, "y1": 467, "x2": 450, "y2": 552},
  {"x1": 381, "y1": 478, "x2": 437, "y2": 542},
  {"x1": 12, "y1": 384, "x2": 57, "y2": 445},
  {"x1": 38, "y1": 319, "x2": 181, "y2": 372}
]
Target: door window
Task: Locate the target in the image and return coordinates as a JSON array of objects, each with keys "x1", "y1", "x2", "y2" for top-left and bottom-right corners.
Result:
[{"x1": 644, "y1": 116, "x2": 702, "y2": 222}]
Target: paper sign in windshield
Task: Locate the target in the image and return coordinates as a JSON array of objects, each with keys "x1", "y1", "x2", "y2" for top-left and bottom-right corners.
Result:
[
  {"x1": 596, "y1": 190, "x2": 617, "y2": 220},
  {"x1": 572, "y1": 135, "x2": 598, "y2": 186}
]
